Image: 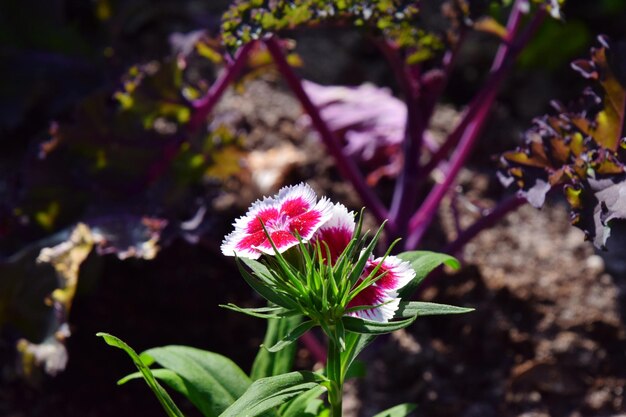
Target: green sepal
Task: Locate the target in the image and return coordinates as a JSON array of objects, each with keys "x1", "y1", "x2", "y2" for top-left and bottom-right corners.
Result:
[
  {"x1": 394, "y1": 301, "x2": 474, "y2": 319},
  {"x1": 96, "y1": 333, "x2": 186, "y2": 417},
  {"x1": 347, "y1": 222, "x2": 386, "y2": 289},
  {"x1": 342, "y1": 315, "x2": 417, "y2": 335},
  {"x1": 265, "y1": 320, "x2": 316, "y2": 353},
  {"x1": 237, "y1": 258, "x2": 299, "y2": 310}
]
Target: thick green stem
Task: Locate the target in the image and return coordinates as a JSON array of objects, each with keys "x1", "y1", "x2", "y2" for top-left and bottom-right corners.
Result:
[{"x1": 326, "y1": 328, "x2": 343, "y2": 417}]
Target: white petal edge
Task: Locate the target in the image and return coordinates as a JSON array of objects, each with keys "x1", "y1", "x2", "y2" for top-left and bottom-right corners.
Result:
[
  {"x1": 348, "y1": 295, "x2": 400, "y2": 323},
  {"x1": 317, "y1": 203, "x2": 356, "y2": 235},
  {"x1": 371, "y1": 255, "x2": 416, "y2": 296},
  {"x1": 220, "y1": 228, "x2": 263, "y2": 259},
  {"x1": 276, "y1": 182, "x2": 318, "y2": 209}
]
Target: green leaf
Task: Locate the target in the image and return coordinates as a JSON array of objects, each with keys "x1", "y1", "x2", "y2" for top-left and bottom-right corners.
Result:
[
  {"x1": 143, "y1": 345, "x2": 251, "y2": 417},
  {"x1": 218, "y1": 371, "x2": 326, "y2": 417},
  {"x1": 118, "y1": 369, "x2": 188, "y2": 396},
  {"x1": 372, "y1": 403, "x2": 417, "y2": 417},
  {"x1": 220, "y1": 303, "x2": 289, "y2": 319},
  {"x1": 340, "y1": 332, "x2": 375, "y2": 377},
  {"x1": 117, "y1": 368, "x2": 182, "y2": 386},
  {"x1": 96, "y1": 333, "x2": 186, "y2": 417},
  {"x1": 241, "y1": 257, "x2": 273, "y2": 279},
  {"x1": 394, "y1": 301, "x2": 474, "y2": 319},
  {"x1": 266, "y1": 320, "x2": 315, "y2": 353},
  {"x1": 251, "y1": 315, "x2": 302, "y2": 380},
  {"x1": 342, "y1": 315, "x2": 417, "y2": 335},
  {"x1": 395, "y1": 251, "x2": 460, "y2": 298},
  {"x1": 278, "y1": 386, "x2": 326, "y2": 417},
  {"x1": 344, "y1": 360, "x2": 366, "y2": 380}
]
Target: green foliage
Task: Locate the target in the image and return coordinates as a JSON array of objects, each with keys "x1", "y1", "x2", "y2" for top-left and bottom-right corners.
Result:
[
  {"x1": 278, "y1": 386, "x2": 327, "y2": 417},
  {"x1": 265, "y1": 320, "x2": 316, "y2": 352},
  {"x1": 140, "y1": 346, "x2": 252, "y2": 417},
  {"x1": 372, "y1": 403, "x2": 417, "y2": 417},
  {"x1": 221, "y1": 0, "x2": 450, "y2": 63},
  {"x1": 395, "y1": 251, "x2": 460, "y2": 298},
  {"x1": 500, "y1": 36, "x2": 626, "y2": 248},
  {"x1": 394, "y1": 301, "x2": 475, "y2": 318},
  {"x1": 517, "y1": 18, "x2": 590, "y2": 71},
  {"x1": 251, "y1": 315, "x2": 304, "y2": 380},
  {"x1": 342, "y1": 315, "x2": 417, "y2": 334},
  {"x1": 97, "y1": 333, "x2": 186, "y2": 417},
  {"x1": 218, "y1": 371, "x2": 327, "y2": 417}
]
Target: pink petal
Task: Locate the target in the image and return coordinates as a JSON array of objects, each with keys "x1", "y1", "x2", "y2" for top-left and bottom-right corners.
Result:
[
  {"x1": 365, "y1": 256, "x2": 415, "y2": 295},
  {"x1": 276, "y1": 183, "x2": 318, "y2": 213},
  {"x1": 290, "y1": 210, "x2": 323, "y2": 239},
  {"x1": 221, "y1": 183, "x2": 333, "y2": 259},
  {"x1": 221, "y1": 228, "x2": 263, "y2": 259},
  {"x1": 347, "y1": 287, "x2": 400, "y2": 322},
  {"x1": 246, "y1": 207, "x2": 280, "y2": 234},
  {"x1": 281, "y1": 197, "x2": 312, "y2": 218},
  {"x1": 346, "y1": 255, "x2": 415, "y2": 322},
  {"x1": 312, "y1": 203, "x2": 355, "y2": 264},
  {"x1": 254, "y1": 230, "x2": 300, "y2": 254}
]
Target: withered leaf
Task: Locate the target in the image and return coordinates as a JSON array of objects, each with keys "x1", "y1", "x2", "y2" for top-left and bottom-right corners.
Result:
[{"x1": 500, "y1": 36, "x2": 626, "y2": 248}]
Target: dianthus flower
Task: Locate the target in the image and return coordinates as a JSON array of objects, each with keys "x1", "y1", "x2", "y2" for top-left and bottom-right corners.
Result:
[{"x1": 221, "y1": 183, "x2": 333, "y2": 259}]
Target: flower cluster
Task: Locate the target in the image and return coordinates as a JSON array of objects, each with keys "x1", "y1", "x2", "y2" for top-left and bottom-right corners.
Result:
[{"x1": 221, "y1": 183, "x2": 414, "y2": 323}]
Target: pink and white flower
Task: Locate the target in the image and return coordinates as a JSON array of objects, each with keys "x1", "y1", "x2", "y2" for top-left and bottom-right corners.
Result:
[
  {"x1": 221, "y1": 183, "x2": 333, "y2": 259},
  {"x1": 311, "y1": 203, "x2": 355, "y2": 264},
  {"x1": 347, "y1": 255, "x2": 415, "y2": 323}
]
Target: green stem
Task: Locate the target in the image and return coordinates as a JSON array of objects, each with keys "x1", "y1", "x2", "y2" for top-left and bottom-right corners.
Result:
[{"x1": 326, "y1": 327, "x2": 343, "y2": 417}]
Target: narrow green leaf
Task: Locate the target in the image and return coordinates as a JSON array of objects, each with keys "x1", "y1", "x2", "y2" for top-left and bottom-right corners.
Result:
[
  {"x1": 394, "y1": 301, "x2": 474, "y2": 318},
  {"x1": 266, "y1": 320, "x2": 315, "y2": 353},
  {"x1": 372, "y1": 403, "x2": 417, "y2": 417},
  {"x1": 96, "y1": 333, "x2": 186, "y2": 417},
  {"x1": 396, "y1": 251, "x2": 460, "y2": 298},
  {"x1": 218, "y1": 371, "x2": 326, "y2": 417},
  {"x1": 220, "y1": 303, "x2": 289, "y2": 319},
  {"x1": 278, "y1": 386, "x2": 326, "y2": 417},
  {"x1": 143, "y1": 346, "x2": 251, "y2": 417},
  {"x1": 342, "y1": 315, "x2": 417, "y2": 335},
  {"x1": 118, "y1": 369, "x2": 190, "y2": 399},
  {"x1": 241, "y1": 258, "x2": 273, "y2": 279},
  {"x1": 251, "y1": 315, "x2": 302, "y2": 380},
  {"x1": 340, "y1": 333, "x2": 375, "y2": 377}
]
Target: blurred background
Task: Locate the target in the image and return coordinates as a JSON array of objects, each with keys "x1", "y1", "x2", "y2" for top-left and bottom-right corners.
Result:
[{"x1": 1, "y1": 1, "x2": 626, "y2": 416}]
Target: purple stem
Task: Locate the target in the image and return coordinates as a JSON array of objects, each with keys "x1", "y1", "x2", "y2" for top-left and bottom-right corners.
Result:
[
  {"x1": 404, "y1": 1, "x2": 545, "y2": 249},
  {"x1": 405, "y1": 95, "x2": 493, "y2": 248},
  {"x1": 188, "y1": 42, "x2": 255, "y2": 132},
  {"x1": 387, "y1": 30, "x2": 467, "y2": 236},
  {"x1": 388, "y1": 94, "x2": 425, "y2": 233},
  {"x1": 444, "y1": 195, "x2": 527, "y2": 255},
  {"x1": 264, "y1": 37, "x2": 389, "y2": 224}
]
